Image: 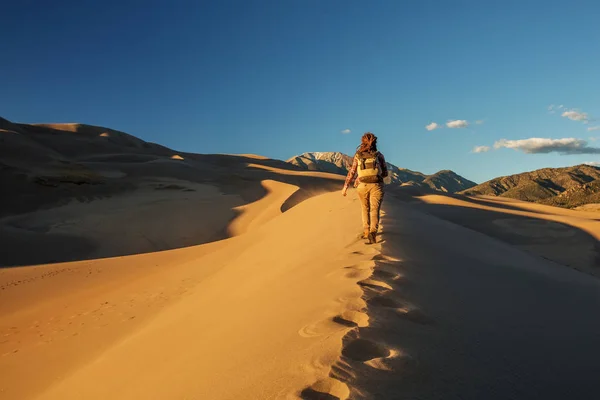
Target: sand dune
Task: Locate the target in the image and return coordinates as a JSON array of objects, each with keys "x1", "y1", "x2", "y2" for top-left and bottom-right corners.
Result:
[
  {"x1": 3, "y1": 118, "x2": 363, "y2": 398},
  {"x1": 3, "y1": 180, "x2": 600, "y2": 399},
  {"x1": 0, "y1": 182, "x2": 375, "y2": 399},
  {"x1": 3, "y1": 118, "x2": 600, "y2": 399},
  {"x1": 412, "y1": 193, "x2": 600, "y2": 276},
  {"x1": 1, "y1": 118, "x2": 344, "y2": 266}
]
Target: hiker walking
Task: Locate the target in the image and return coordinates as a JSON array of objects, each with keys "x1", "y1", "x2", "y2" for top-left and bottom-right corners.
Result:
[{"x1": 342, "y1": 132, "x2": 388, "y2": 244}]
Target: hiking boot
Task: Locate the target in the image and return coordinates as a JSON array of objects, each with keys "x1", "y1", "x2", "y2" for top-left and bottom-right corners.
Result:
[{"x1": 367, "y1": 231, "x2": 377, "y2": 244}]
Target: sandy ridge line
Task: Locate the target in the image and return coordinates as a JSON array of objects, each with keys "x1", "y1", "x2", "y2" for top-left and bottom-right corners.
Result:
[{"x1": 298, "y1": 212, "x2": 413, "y2": 399}]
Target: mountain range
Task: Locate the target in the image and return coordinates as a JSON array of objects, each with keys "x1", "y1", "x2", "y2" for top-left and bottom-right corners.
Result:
[
  {"x1": 460, "y1": 164, "x2": 600, "y2": 208},
  {"x1": 287, "y1": 152, "x2": 477, "y2": 193}
]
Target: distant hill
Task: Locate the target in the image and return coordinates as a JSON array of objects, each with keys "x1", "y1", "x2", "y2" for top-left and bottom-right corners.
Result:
[
  {"x1": 422, "y1": 170, "x2": 478, "y2": 193},
  {"x1": 460, "y1": 164, "x2": 600, "y2": 208},
  {"x1": 287, "y1": 152, "x2": 476, "y2": 193}
]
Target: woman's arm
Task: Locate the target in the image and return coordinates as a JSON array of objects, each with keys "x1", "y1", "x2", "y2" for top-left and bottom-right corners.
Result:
[{"x1": 342, "y1": 157, "x2": 358, "y2": 196}]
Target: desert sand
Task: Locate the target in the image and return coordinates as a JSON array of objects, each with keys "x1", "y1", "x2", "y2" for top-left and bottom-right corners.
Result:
[
  {"x1": 342, "y1": 193, "x2": 600, "y2": 399},
  {"x1": 2, "y1": 120, "x2": 600, "y2": 399},
  {"x1": 1, "y1": 185, "x2": 375, "y2": 400},
  {"x1": 412, "y1": 194, "x2": 600, "y2": 277}
]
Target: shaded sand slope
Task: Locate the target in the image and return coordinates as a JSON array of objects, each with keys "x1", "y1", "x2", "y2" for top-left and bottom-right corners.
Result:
[
  {"x1": 330, "y1": 198, "x2": 600, "y2": 399},
  {"x1": 0, "y1": 189, "x2": 378, "y2": 400},
  {"x1": 410, "y1": 193, "x2": 600, "y2": 276},
  {"x1": 1, "y1": 118, "x2": 344, "y2": 266}
]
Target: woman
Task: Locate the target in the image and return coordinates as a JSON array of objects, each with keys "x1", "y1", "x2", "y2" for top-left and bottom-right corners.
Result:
[{"x1": 342, "y1": 132, "x2": 388, "y2": 244}]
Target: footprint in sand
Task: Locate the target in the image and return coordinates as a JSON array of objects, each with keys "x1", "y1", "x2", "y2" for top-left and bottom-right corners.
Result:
[
  {"x1": 300, "y1": 387, "x2": 344, "y2": 400},
  {"x1": 343, "y1": 267, "x2": 373, "y2": 280},
  {"x1": 343, "y1": 260, "x2": 376, "y2": 279},
  {"x1": 299, "y1": 309, "x2": 369, "y2": 337},
  {"x1": 357, "y1": 279, "x2": 393, "y2": 292},
  {"x1": 366, "y1": 348, "x2": 417, "y2": 372},
  {"x1": 341, "y1": 338, "x2": 411, "y2": 373},
  {"x1": 332, "y1": 316, "x2": 359, "y2": 328},
  {"x1": 341, "y1": 338, "x2": 391, "y2": 362},
  {"x1": 371, "y1": 254, "x2": 401, "y2": 262},
  {"x1": 332, "y1": 310, "x2": 369, "y2": 328},
  {"x1": 300, "y1": 377, "x2": 349, "y2": 400},
  {"x1": 367, "y1": 296, "x2": 434, "y2": 325},
  {"x1": 371, "y1": 269, "x2": 401, "y2": 281},
  {"x1": 364, "y1": 349, "x2": 401, "y2": 371}
]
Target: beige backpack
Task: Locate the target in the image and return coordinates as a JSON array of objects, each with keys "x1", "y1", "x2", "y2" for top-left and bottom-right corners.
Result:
[{"x1": 356, "y1": 151, "x2": 382, "y2": 183}]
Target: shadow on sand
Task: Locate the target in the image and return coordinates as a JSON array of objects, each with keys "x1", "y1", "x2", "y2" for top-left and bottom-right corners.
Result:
[
  {"x1": 404, "y1": 190, "x2": 600, "y2": 273},
  {"x1": 0, "y1": 154, "x2": 343, "y2": 268},
  {"x1": 324, "y1": 187, "x2": 600, "y2": 400}
]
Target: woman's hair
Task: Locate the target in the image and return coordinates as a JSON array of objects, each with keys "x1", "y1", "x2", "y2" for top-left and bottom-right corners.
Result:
[{"x1": 357, "y1": 132, "x2": 378, "y2": 153}]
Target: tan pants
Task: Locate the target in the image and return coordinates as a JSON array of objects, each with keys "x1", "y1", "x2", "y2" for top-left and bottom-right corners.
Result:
[{"x1": 356, "y1": 182, "x2": 384, "y2": 233}]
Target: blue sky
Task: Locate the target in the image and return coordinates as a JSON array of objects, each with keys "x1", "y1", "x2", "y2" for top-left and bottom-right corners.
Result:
[{"x1": 2, "y1": 0, "x2": 599, "y2": 183}]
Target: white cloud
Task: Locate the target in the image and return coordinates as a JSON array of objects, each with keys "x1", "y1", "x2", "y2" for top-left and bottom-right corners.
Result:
[
  {"x1": 561, "y1": 109, "x2": 589, "y2": 122},
  {"x1": 494, "y1": 137, "x2": 600, "y2": 154},
  {"x1": 587, "y1": 126, "x2": 600, "y2": 132},
  {"x1": 472, "y1": 145, "x2": 490, "y2": 153},
  {"x1": 425, "y1": 122, "x2": 440, "y2": 131},
  {"x1": 475, "y1": 120, "x2": 484, "y2": 125},
  {"x1": 446, "y1": 119, "x2": 469, "y2": 128},
  {"x1": 340, "y1": 129, "x2": 351, "y2": 134},
  {"x1": 584, "y1": 161, "x2": 600, "y2": 166}
]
